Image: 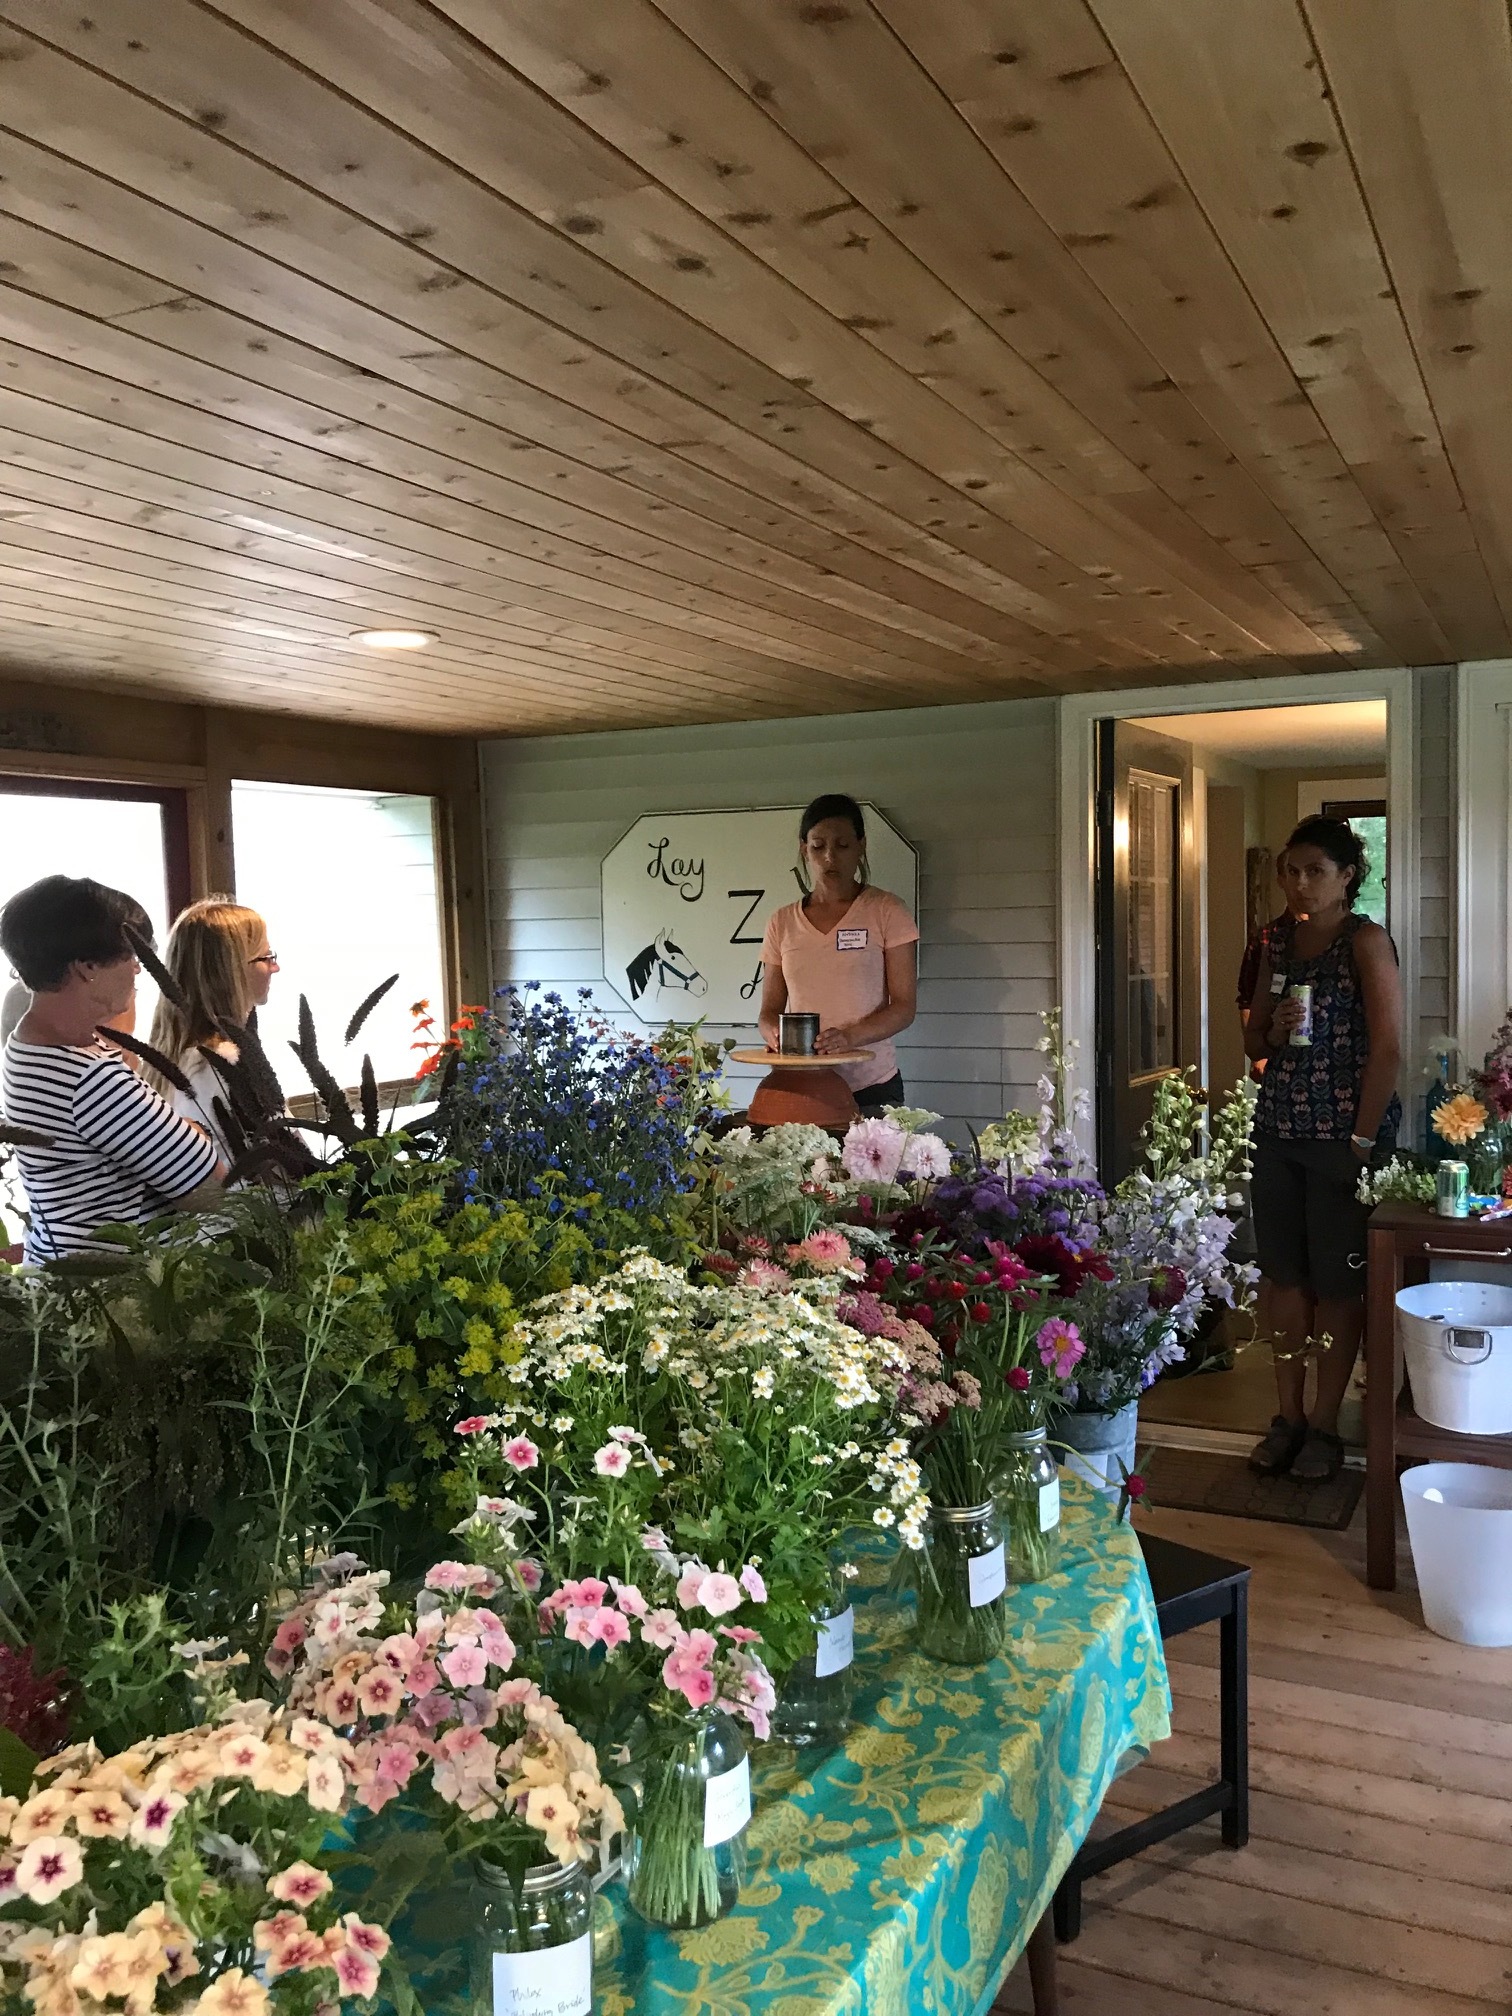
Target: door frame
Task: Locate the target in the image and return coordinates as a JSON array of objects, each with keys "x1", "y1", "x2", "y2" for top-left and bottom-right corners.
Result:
[
  {"x1": 1059, "y1": 667, "x2": 1421, "y2": 1157},
  {"x1": 1456, "y1": 659, "x2": 1512, "y2": 1066}
]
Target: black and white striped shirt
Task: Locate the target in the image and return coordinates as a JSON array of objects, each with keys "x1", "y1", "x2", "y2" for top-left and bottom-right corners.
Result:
[{"x1": 2, "y1": 1038, "x2": 220, "y2": 1262}]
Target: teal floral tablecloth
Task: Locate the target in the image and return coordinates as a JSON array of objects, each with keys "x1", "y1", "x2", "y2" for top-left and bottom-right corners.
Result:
[{"x1": 597, "y1": 1481, "x2": 1171, "y2": 2015}]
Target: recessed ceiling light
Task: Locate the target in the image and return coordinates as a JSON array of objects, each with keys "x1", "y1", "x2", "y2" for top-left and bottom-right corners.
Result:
[{"x1": 350, "y1": 627, "x2": 435, "y2": 649}]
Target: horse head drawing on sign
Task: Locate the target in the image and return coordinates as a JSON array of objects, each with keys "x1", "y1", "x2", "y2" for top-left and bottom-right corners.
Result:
[{"x1": 627, "y1": 927, "x2": 709, "y2": 1003}]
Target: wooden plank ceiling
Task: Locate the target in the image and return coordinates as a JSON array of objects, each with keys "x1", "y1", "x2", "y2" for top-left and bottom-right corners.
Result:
[{"x1": 0, "y1": 0, "x2": 1504, "y2": 733}]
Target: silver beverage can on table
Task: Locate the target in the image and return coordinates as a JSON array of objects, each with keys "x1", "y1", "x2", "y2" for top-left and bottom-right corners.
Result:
[
  {"x1": 1436, "y1": 1161, "x2": 1470, "y2": 1219},
  {"x1": 1286, "y1": 983, "x2": 1314, "y2": 1047}
]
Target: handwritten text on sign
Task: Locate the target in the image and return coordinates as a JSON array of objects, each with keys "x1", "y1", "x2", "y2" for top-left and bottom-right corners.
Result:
[
  {"x1": 600, "y1": 806, "x2": 917, "y2": 1025},
  {"x1": 491, "y1": 1934, "x2": 591, "y2": 2016}
]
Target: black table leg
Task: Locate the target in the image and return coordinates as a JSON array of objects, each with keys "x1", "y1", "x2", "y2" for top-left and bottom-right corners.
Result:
[
  {"x1": 1219, "y1": 1580, "x2": 1249, "y2": 1849},
  {"x1": 1027, "y1": 1907, "x2": 1060, "y2": 2015},
  {"x1": 1052, "y1": 1865, "x2": 1081, "y2": 1944}
]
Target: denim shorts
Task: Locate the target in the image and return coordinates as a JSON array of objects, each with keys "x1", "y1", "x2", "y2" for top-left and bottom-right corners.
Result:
[{"x1": 1250, "y1": 1135, "x2": 1372, "y2": 1303}]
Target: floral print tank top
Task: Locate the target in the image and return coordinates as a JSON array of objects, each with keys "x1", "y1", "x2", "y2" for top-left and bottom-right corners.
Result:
[{"x1": 1253, "y1": 914, "x2": 1401, "y2": 1143}]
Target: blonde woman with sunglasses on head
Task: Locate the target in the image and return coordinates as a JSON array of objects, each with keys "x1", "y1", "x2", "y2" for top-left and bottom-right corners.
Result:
[{"x1": 145, "y1": 897, "x2": 283, "y2": 1164}]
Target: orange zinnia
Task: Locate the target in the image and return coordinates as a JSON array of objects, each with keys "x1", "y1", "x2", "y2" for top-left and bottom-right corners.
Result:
[{"x1": 1433, "y1": 1091, "x2": 1489, "y2": 1146}]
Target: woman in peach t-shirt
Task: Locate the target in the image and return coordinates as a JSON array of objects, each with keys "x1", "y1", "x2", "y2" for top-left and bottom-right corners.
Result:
[{"x1": 758, "y1": 794, "x2": 919, "y2": 1111}]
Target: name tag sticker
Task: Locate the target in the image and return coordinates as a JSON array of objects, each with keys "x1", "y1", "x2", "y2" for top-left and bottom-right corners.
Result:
[{"x1": 836, "y1": 927, "x2": 869, "y2": 950}]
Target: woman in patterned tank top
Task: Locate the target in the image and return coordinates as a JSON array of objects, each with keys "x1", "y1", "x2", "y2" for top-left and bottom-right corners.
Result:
[{"x1": 1242, "y1": 818, "x2": 1402, "y2": 1483}]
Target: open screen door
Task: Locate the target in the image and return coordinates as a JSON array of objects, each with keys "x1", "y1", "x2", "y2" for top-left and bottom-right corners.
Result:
[{"x1": 1095, "y1": 720, "x2": 1200, "y2": 1182}]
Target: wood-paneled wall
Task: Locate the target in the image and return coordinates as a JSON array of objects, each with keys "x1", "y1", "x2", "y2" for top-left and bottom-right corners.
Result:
[
  {"x1": 482, "y1": 699, "x2": 1060, "y2": 1135},
  {"x1": 0, "y1": 675, "x2": 489, "y2": 1009}
]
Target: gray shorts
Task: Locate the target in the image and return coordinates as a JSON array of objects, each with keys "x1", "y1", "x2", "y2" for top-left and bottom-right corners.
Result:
[{"x1": 1250, "y1": 1136, "x2": 1372, "y2": 1303}]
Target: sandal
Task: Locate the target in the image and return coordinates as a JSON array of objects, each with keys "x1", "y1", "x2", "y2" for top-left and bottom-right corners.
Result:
[
  {"x1": 1291, "y1": 1428, "x2": 1345, "y2": 1483},
  {"x1": 1248, "y1": 1414, "x2": 1307, "y2": 1476}
]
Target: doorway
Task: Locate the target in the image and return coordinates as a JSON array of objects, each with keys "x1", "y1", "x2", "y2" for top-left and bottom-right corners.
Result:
[
  {"x1": 1093, "y1": 699, "x2": 1391, "y2": 1448},
  {"x1": 1094, "y1": 720, "x2": 1201, "y2": 1181}
]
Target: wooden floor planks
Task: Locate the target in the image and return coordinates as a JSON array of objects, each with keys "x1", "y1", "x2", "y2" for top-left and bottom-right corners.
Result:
[{"x1": 995, "y1": 1502, "x2": 1512, "y2": 2012}]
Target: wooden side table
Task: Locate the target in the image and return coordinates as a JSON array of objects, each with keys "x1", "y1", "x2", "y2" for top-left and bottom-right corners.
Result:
[{"x1": 1365, "y1": 1202, "x2": 1512, "y2": 1588}]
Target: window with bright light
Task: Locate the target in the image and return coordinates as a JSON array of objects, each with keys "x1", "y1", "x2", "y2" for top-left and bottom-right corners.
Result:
[
  {"x1": 0, "y1": 789, "x2": 173, "y2": 1034},
  {"x1": 230, "y1": 782, "x2": 446, "y2": 1094}
]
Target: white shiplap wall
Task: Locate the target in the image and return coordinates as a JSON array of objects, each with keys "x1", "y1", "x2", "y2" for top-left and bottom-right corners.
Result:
[{"x1": 481, "y1": 698, "x2": 1058, "y2": 1135}]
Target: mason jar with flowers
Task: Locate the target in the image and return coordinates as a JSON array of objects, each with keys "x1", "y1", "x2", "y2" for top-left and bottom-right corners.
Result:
[
  {"x1": 865, "y1": 1243, "x2": 1081, "y2": 1658},
  {"x1": 456, "y1": 1251, "x2": 928, "y2": 1766},
  {"x1": 263, "y1": 1552, "x2": 625, "y2": 2016}
]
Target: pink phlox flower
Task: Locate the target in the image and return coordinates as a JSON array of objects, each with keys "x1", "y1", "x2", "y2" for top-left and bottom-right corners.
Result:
[
  {"x1": 667, "y1": 1664, "x2": 717, "y2": 1709},
  {"x1": 640, "y1": 1525, "x2": 670, "y2": 1553},
  {"x1": 355, "y1": 1667, "x2": 403, "y2": 1718},
  {"x1": 495, "y1": 1677, "x2": 540, "y2": 1708},
  {"x1": 268, "y1": 1862, "x2": 332, "y2": 1907},
  {"x1": 408, "y1": 1689, "x2": 453, "y2": 1733},
  {"x1": 476, "y1": 1617, "x2": 516, "y2": 1671},
  {"x1": 739, "y1": 1563, "x2": 767, "y2": 1603},
  {"x1": 405, "y1": 1659, "x2": 440, "y2": 1700},
  {"x1": 1036, "y1": 1317, "x2": 1086, "y2": 1378},
  {"x1": 453, "y1": 1415, "x2": 491, "y2": 1437},
  {"x1": 515, "y1": 1558, "x2": 544, "y2": 1593},
  {"x1": 678, "y1": 1628, "x2": 718, "y2": 1666},
  {"x1": 697, "y1": 1571, "x2": 743, "y2": 1616},
  {"x1": 562, "y1": 1608, "x2": 600, "y2": 1649},
  {"x1": 608, "y1": 1425, "x2": 646, "y2": 1445},
  {"x1": 591, "y1": 1609, "x2": 632, "y2": 1650},
  {"x1": 561, "y1": 1578, "x2": 609, "y2": 1608},
  {"x1": 720, "y1": 1625, "x2": 762, "y2": 1644},
  {"x1": 333, "y1": 1947, "x2": 381, "y2": 1999},
  {"x1": 675, "y1": 1566, "x2": 707, "y2": 1611},
  {"x1": 341, "y1": 1916, "x2": 391, "y2": 1962},
  {"x1": 502, "y1": 1436, "x2": 540, "y2": 1472},
  {"x1": 640, "y1": 1608, "x2": 682, "y2": 1650},
  {"x1": 424, "y1": 1561, "x2": 480, "y2": 1594},
  {"x1": 611, "y1": 1579, "x2": 649, "y2": 1618},
  {"x1": 377, "y1": 1632, "x2": 419, "y2": 1677},
  {"x1": 129, "y1": 1790, "x2": 185, "y2": 1850},
  {"x1": 592, "y1": 1442, "x2": 632, "y2": 1477},
  {"x1": 271, "y1": 1618, "x2": 307, "y2": 1655},
  {"x1": 440, "y1": 1643, "x2": 488, "y2": 1690}
]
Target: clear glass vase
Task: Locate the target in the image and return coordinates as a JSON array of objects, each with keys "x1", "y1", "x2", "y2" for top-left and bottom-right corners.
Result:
[
  {"x1": 772, "y1": 1573, "x2": 856, "y2": 1749},
  {"x1": 994, "y1": 1424, "x2": 1063, "y2": 1584},
  {"x1": 916, "y1": 1500, "x2": 1008, "y2": 1667},
  {"x1": 471, "y1": 1857, "x2": 593, "y2": 2016},
  {"x1": 1468, "y1": 1121, "x2": 1510, "y2": 1197},
  {"x1": 623, "y1": 1706, "x2": 750, "y2": 1929}
]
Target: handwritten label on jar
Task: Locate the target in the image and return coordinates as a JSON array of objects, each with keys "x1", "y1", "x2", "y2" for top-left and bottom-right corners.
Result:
[
  {"x1": 814, "y1": 1606, "x2": 855, "y2": 1678},
  {"x1": 1039, "y1": 1478, "x2": 1061, "y2": 1533},
  {"x1": 703, "y1": 1755, "x2": 752, "y2": 1848},
  {"x1": 967, "y1": 1541, "x2": 1007, "y2": 1607},
  {"x1": 492, "y1": 1934, "x2": 591, "y2": 2016}
]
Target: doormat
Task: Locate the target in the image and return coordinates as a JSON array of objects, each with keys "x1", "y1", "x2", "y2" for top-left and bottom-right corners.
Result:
[{"x1": 1145, "y1": 1446, "x2": 1364, "y2": 1531}]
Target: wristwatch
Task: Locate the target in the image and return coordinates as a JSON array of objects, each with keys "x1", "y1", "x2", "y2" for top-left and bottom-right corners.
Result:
[{"x1": 1350, "y1": 1133, "x2": 1373, "y2": 1154}]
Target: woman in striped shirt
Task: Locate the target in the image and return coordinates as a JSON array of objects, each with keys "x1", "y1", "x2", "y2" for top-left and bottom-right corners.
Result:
[{"x1": 1, "y1": 876, "x2": 224, "y2": 1263}]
